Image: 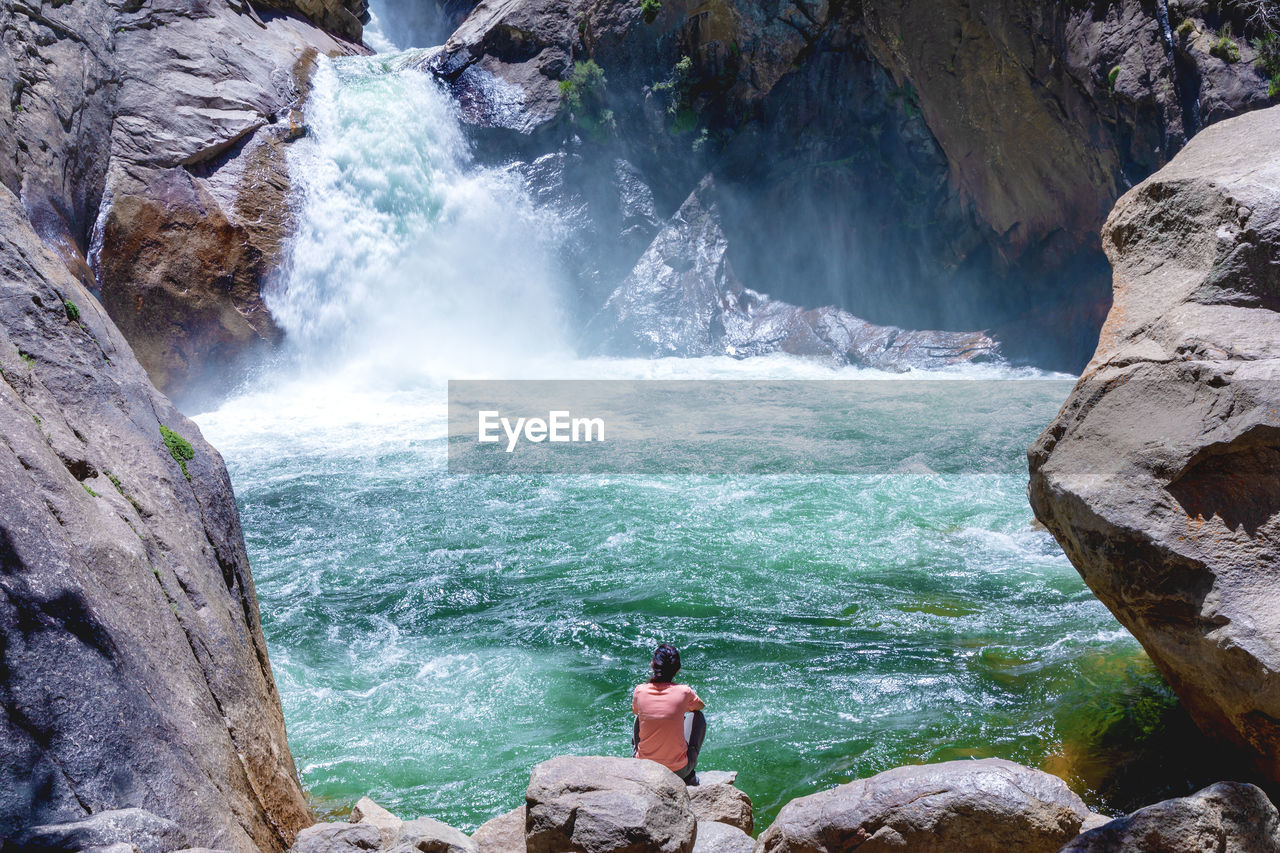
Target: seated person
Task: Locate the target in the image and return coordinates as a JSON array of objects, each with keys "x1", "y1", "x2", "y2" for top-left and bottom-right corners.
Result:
[{"x1": 632, "y1": 643, "x2": 706, "y2": 785}]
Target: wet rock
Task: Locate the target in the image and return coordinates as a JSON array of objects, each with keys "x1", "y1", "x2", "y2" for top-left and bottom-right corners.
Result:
[
  {"x1": 11, "y1": 809, "x2": 188, "y2": 853},
  {"x1": 1, "y1": 0, "x2": 365, "y2": 407},
  {"x1": 1028, "y1": 105, "x2": 1280, "y2": 783},
  {"x1": 688, "y1": 783, "x2": 752, "y2": 835},
  {"x1": 587, "y1": 176, "x2": 999, "y2": 369},
  {"x1": 526, "y1": 756, "x2": 697, "y2": 853},
  {"x1": 691, "y1": 822, "x2": 751, "y2": 853},
  {"x1": 387, "y1": 817, "x2": 477, "y2": 853},
  {"x1": 291, "y1": 823, "x2": 381, "y2": 853},
  {"x1": 349, "y1": 797, "x2": 402, "y2": 848},
  {"x1": 472, "y1": 806, "x2": 526, "y2": 853},
  {"x1": 0, "y1": 185, "x2": 308, "y2": 850},
  {"x1": 1060, "y1": 782, "x2": 1280, "y2": 852},
  {"x1": 757, "y1": 759, "x2": 1091, "y2": 853}
]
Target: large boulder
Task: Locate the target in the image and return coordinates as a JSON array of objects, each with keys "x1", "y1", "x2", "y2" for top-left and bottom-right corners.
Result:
[
  {"x1": 1059, "y1": 782, "x2": 1280, "y2": 852},
  {"x1": 0, "y1": 184, "x2": 308, "y2": 849},
  {"x1": 349, "y1": 797, "x2": 403, "y2": 848},
  {"x1": 756, "y1": 759, "x2": 1091, "y2": 853},
  {"x1": 525, "y1": 756, "x2": 697, "y2": 853},
  {"x1": 585, "y1": 176, "x2": 999, "y2": 369},
  {"x1": 1028, "y1": 105, "x2": 1280, "y2": 781}
]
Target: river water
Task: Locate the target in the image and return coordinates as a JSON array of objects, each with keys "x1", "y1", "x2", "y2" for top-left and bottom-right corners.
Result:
[{"x1": 195, "y1": 52, "x2": 1186, "y2": 830}]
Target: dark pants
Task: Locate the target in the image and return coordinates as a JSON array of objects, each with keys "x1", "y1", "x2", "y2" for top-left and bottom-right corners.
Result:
[{"x1": 634, "y1": 711, "x2": 706, "y2": 785}]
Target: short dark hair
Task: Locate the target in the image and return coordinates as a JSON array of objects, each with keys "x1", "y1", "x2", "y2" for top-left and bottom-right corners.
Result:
[{"x1": 651, "y1": 643, "x2": 681, "y2": 682}]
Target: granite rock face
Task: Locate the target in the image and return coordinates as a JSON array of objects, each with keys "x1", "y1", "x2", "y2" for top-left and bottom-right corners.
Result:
[
  {"x1": 1029, "y1": 105, "x2": 1280, "y2": 781},
  {"x1": 1060, "y1": 782, "x2": 1280, "y2": 853},
  {"x1": 472, "y1": 806, "x2": 526, "y2": 853},
  {"x1": 756, "y1": 759, "x2": 1092, "y2": 853},
  {"x1": 586, "y1": 176, "x2": 999, "y2": 370},
  {"x1": 1, "y1": 0, "x2": 363, "y2": 407},
  {"x1": 525, "y1": 756, "x2": 697, "y2": 853},
  {"x1": 9, "y1": 808, "x2": 189, "y2": 853},
  {"x1": 0, "y1": 179, "x2": 308, "y2": 850},
  {"x1": 423, "y1": 0, "x2": 1274, "y2": 370}
]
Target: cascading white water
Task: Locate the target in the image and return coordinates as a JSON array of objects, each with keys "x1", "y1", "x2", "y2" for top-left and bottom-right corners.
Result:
[{"x1": 268, "y1": 54, "x2": 573, "y2": 388}]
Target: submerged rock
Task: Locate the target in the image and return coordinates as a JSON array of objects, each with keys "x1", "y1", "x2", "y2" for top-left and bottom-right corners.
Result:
[
  {"x1": 1060, "y1": 782, "x2": 1280, "y2": 852},
  {"x1": 526, "y1": 756, "x2": 697, "y2": 853},
  {"x1": 586, "y1": 176, "x2": 999, "y2": 370},
  {"x1": 1028, "y1": 105, "x2": 1280, "y2": 782},
  {"x1": 757, "y1": 758, "x2": 1091, "y2": 853}
]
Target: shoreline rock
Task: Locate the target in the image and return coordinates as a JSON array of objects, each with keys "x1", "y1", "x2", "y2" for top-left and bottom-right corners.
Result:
[{"x1": 1028, "y1": 104, "x2": 1280, "y2": 783}]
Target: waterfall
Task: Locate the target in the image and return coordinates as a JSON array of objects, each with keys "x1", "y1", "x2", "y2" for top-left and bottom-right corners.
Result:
[{"x1": 266, "y1": 54, "x2": 573, "y2": 390}]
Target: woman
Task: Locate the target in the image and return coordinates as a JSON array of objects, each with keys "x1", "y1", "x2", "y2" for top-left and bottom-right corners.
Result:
[{"x1": 632, "y1": 643, "x2": 706, "y2": 785}]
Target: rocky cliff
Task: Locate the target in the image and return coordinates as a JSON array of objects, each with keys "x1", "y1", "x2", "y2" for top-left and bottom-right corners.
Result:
[
  {"x1": 1029, "y1": 104, "x2": 1280, "y2": 783},
  {"x1": 0, "y1": 0, "x2": 369, "y2": 847},
  {"x1": 2, "y1": 0, "x2": 366, "y2": 409},
  {"x1": 421, "y1": 0, "x2": 1276, "y2": 370}
]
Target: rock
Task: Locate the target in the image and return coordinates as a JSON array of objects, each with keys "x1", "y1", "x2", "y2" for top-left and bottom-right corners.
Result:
[
  {"x1": 692, "y1": 822, "x2": 752, "y2": 853},
  {"x1": 11, "y1": 809, "x2": 188, "y2": 853},
  {"x1": 0, "y1": 0, "x2": 365, "y2": 407},
  {"x1": 472, "y1": 806, "x2": 526, "y2": 853},
  {"x1": 695, "y1": 772, "x2": 738, "y2": 787},
  {"x1": 757, "y1": 759, "x2": 1091, "y2": 853},
  {"x1": 525, "y1": 756, "x2": 697, "y2": 853},
  {"x1": 1080, "y1": 813, "x2": 1112, "y2": 832},
  {"x1": 429, "y1": 0, "x2": 1273, "y2": 371},
  {"x1": 0, "y1": 185, "x2": 308, "y2": 850},
  {"x1": 688, "y1": 784, "x2": 753, "y2": 835},
  {"x1": 387, "y1": 816, "x2": 477, "y2": 853},
  {"x1": 1028, "y1": 105, "x2": 1280, "y2": 782},
  {"x1": 350, "y1": 797, "x2": 402, "y2": 848},
  {"x1": 586, "y1": 176, "x2": 1000, "y2": 369},
  {"x1": 1059, "y1": 782, "x2": 1280, "y2": 852},
  {"x1": 291, "y1": 823, "x2": 382, "y2": 853}
]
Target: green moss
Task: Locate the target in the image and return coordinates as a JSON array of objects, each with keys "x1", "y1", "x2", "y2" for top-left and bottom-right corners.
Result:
[
  {"x1": 1176, "y1": 18, "x2": 1196, "y2": 40},
  {"x1": 106, "y1": 470, "x2": 124, "y2": 495},
  {"x1": 83, "y1": 483, "x2": 99, "y2": 498},
  {"x1": 559, "y1": 60, "x2": 615, "y2": 140},
  {"x1": 1255, "y1": 32, "x2": 1280, "y2": 98},
  {"x1": 20, "y1": 352, "x2": 33, "y2": 368},
  {"x1": 32, "y1": 414, "x2": 40, "y2": 426},
  {"x1": 160, "y1": 424, "x2": 194, "y2": 480},
  {"x1": 640, "y1": 0, "x2": 660, "y2": 24},
  {"x1": 1211, "y1": 34, "x2": 1242, "y2": 62},
  {"x1": 63, "y1": 299, "x2": 80, "y2": 322},
  {"x1": 1107, "y1": 64, "x2": 1121, "y2": 91}
]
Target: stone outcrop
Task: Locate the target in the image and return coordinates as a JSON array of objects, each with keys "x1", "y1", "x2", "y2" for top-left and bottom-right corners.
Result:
[
  {"x1": 387, "y1": 817, "x2": 477, "y2": 853},
  {"x1": 424, "y1": 0, "x2": 1275, "y2": 370},
  {"x1": 585, "y1": 176, "x2": 999, "y2": 369},
  {"x1": 525, "y1": 756, "x2": 697, "y2": 853},
  {"x1": 1060, "y1": 782, "x2": 1280, "y2": 852},
  {"x1": 1, "y1": 0, "x2": 364, "y2": 408},
  {"x1": 756, "y1": 759, "x2": 1093, "y2": 853},
  {"x1": 472, "y1": 806, "x2": 526, "y2": 853},
  {"x1": 9, "y1": 808, "x2": 190, "y2": 853},
  {"x1": 691, "y1": 822, "x2": 751, "y2": 853},
  {"x1": 688, "y1": 785, "x2": 752, "y2": 836},
  {"x1": 0, "y1": 183, "x2": 309, "y2": 848},
  {"x1": 350, "y1": 797, "x2": 403, "y2": 848},
  {"x1": 1028, "y1": 105, "x2": 1280, "y2": 781},
  {"x1": 291, "y1": 822, "x2": 382, "y2": 853}
]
